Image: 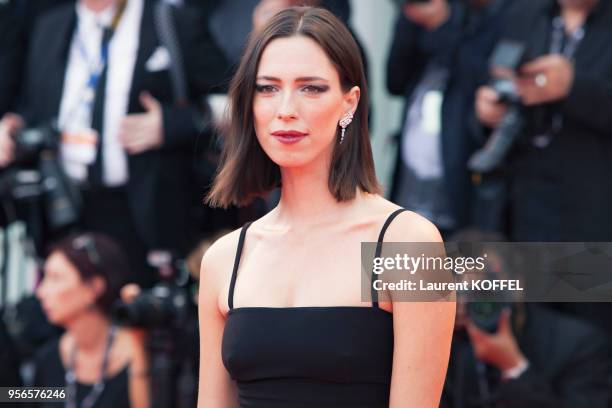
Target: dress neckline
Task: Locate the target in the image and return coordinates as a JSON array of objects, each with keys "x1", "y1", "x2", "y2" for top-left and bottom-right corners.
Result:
[
  {"x1": 227, "y1": 305, "x2": 393, "y2": 316},
  {"x1": 227, "y1": 208, "x2": 408, "y2": 312}
]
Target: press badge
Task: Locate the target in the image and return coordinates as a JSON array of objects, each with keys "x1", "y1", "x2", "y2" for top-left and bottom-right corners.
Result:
[
  {"x1": 60, "y1": 128, "x2": 99, "y2": 182},
  {"x1": 421, "y1": 90, "x2": 444, "y2": 136}
]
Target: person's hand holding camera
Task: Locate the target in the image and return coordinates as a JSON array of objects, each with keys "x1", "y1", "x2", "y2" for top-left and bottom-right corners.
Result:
[
  {"x1": 466, "y1": 308, "x2": 528, "y2": 375},
  {"x1": 120, "y1": 284, "x2": 147, "y2": 341},
  {"x1": 475, "y1": 86, "x2": 508, "y2": 129},
  {"x1": 516, "y1": 54, "x2": 574, "y2": 106},
  {"x1": 403, "y1": 0, "x2": 450, "y2": 31},
  {"x1": 0, "y1": 113, "x2": 24, "y2": 168}
]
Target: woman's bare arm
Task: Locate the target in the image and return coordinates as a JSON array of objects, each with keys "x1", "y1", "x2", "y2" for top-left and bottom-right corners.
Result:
[{"x1": 386, "y1": 212, "x2": 456, "y2": 407}]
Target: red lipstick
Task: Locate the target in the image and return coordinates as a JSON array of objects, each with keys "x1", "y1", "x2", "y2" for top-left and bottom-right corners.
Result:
[{"x1": 271, "y1": 130, "x2": 308, "y2": 144}]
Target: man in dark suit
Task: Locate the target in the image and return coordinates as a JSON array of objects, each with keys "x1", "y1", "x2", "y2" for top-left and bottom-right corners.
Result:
[
  {"x1": 0, "y1": 0, "x2": 23, "y2": 116},
  {"x1": 441, "y1": 230, "x2": 611, "y2": 407},
  {"x1": 442, "y1": 302, "x2": 611, "y2": 407},
  {"x1": 386, "y1": 0, "x2": 511, "y2": 238},
  {"x1": 475, "y1": 0, "x2": 612, "y2": 346},
  {"x1": 1, "y1": 0, "x2": 77, "y2": 116},
  {"x1": 475, "y1": 0, "x2": 612, "y2": 242},
  {"x1": 0, "y1": 0, "x2": 229, "y2": 286}
]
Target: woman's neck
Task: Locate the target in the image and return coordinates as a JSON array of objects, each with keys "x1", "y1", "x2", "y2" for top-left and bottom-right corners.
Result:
[
  {"x1": 273, "y1": 161, "x2": 364, "y2": 229},
  {"x1": 66, "y1": 311, "x2": 111, "y2": 354},
  {"x1": 82, "y1": 0, "x2": 115, "y2": 13}
]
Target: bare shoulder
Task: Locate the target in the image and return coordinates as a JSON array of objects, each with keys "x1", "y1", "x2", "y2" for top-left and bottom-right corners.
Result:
[
  {"x1": 387, "y1": 210, "x2": 443, "y2": 243},
  {"x1": 199, "y1": 227, "x2": 244, "y2": 287},
  {"x1": 367, "y1": 195, "x2": 443, "y2": 243}
]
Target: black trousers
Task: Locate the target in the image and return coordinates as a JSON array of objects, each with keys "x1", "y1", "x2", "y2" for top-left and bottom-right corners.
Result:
[{"x1": 80, "y1": 186, "x2": 156, "y2": 288}]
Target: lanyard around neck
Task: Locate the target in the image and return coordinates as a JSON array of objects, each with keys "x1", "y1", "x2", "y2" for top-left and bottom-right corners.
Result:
[
  {"x1": 64, "y1": 325, "x2": 117, "y2": 408},
  {"x1": 531, "y1": 15, "x2": 587, "y2": 149},
  {"x1": 549, "y1": 16, "x2": 586, "y2": 60},
  {"x1": 61, "y1": 0, "x2": 127, "y2": 129},
  {"x1": 77, "y1": 0, "x2": 127, "y2": 98}
]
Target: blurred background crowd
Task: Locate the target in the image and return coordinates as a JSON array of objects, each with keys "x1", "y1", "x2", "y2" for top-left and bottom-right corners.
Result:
[{"x1": 1, "y1": 0, "x2": 611, "y2": 406}]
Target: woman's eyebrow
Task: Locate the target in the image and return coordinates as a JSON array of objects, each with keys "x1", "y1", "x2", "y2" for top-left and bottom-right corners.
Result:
[
  {"x1": 295, "y1": 76, "x2": 328, "y2": 82},
  {"x1": 256, "y1": 76, "x2": 281, "y2": 82},
  {"x1": 256, "y1": 76, "x2": 328, "y2": 82}
]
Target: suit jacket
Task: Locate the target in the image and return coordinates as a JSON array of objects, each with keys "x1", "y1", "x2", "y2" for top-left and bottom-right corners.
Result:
[
  {"x1": 0, "y1": 0, "x2": 25, "y2": 115},
  {"x1": 17, "y1": 0, "x2": 230, "y2": 254},
  {"x1": 386, "y1": 0, "x2": 510, "y2": 229},
  {"x1": 441, "y1": 304, "x2": 611, "y2": 408},
  {"x1": 500, "y1": 0, "x2": 612, "y2": 242}
]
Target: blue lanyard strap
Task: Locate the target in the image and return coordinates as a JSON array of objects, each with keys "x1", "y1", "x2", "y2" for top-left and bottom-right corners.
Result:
[
  {"x1": 550, "y1": 16, "x2": 586, "y2": 60},
  {"x1": 60, "y1": 0, "x2": 126, "y2": 130},
  {"x1": 75, "y1": 25, "x2": 112, "y2": 96}
]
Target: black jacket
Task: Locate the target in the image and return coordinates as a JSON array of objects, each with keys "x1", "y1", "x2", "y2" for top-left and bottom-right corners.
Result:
[
  {"x1": 441, "y1": 304, "x2": 611, "y2": 408},
  {"x1": 0, "y1": 0, "x2": 25, "y2": 115},
  {"x1": 501, "y1": 0, "x2": 612, "y2": 242},
  {"x1": 16, "y1": 0, "x2": 229, "y2": 253},
  {"x1": 386, "y1": 0, "x2": 510, "y2": 229}
]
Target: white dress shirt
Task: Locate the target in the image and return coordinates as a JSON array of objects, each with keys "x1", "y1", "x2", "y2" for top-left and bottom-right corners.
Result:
[{"x1": 57, "y1": 0, "x2": 143, "y2": 186}]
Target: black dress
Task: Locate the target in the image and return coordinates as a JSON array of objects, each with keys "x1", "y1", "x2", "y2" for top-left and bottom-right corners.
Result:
[
  {"x1": 32, "y1": 337, "x2": 130, "y2": 407},
  {"x1": 222, "y1": 208, "x2": 406, "y2": 407}
]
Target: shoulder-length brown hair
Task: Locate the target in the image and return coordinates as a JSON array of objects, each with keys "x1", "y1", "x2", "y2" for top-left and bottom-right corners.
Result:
[{"x1": 206, "y1": 6, "x2": 381, "y2": 208}]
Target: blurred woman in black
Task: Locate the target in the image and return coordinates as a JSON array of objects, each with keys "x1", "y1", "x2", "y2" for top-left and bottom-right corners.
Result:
[{"x1": 33, "y1": 233, "x2": 148, "y2": 407}]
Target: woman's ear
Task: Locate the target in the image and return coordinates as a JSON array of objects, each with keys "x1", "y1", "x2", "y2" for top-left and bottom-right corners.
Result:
[{"x1": 343, "y1": 85, "x2": 361, "y2": 115}]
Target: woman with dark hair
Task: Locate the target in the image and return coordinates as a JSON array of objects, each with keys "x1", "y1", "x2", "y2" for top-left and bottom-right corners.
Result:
[
  {"x1": 33, "y1": 233, "x2": 149, "y2": 407},
  {"x1": 198, "y1": 6, "x2": 455, "y2": 407}
]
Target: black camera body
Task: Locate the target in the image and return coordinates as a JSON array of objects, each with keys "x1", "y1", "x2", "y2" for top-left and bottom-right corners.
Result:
[
  {"x1": 466, "y1": 301, "x2": 511, "y2": 333},
  {"x1": 112, "y1": 281, "x2": 191, "y2": 329},
  {"x1": 0, "y1": 123, "x2": 81, "y2": 238},
  {"x1": 487, "y1": 40, "x2": 525, "y2": 104},
  {"x1": 13, "y1": 125, "x2": 59, "y2": 166},
  {"x1": 112, "y1": 251, "x2": 195, "y2": 329},
  {"x1": 468, "y1": 40, "x2": 527, "y2": 173},
  {"x1": 111, "y1": 253, "x2": 198, "y2": 408},
  {"x1": 489, "y1": 77, "x2": 520, "y2": 105}
]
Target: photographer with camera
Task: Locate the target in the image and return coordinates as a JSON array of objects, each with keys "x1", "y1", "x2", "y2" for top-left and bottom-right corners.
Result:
[
  {"x1": 387, "y1": 0, "x2": 512, "y2": 238},
  {"x1": 441, "y1": 230, "x2": 611, "y2": 408},
  {"x1": 445, "y1": 301, "x2": 611, "y2": 407},
  {"x1": 474, "y1": 0, "x2": 612, "y2": 346},
  {"x1": 0, "y1": 0, "x2": 229, "y2": 287},
  {"x1": 32, "y1": 233, "x2": 149, "y2": 407},
  {"x1": 475, "y1": 0, "x2": 612, "y2": 242},
  {"x1": 111, "y1": 250, "x2": 199, "y2": 408}
]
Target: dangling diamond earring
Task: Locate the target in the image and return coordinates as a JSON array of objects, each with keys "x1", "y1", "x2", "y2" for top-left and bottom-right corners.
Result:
[{"x1": 339, "y1": 112, "x2": 353, "y2": 144}]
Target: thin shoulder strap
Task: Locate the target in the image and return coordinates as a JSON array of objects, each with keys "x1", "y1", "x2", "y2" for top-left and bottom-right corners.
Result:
[
  {"x1": 228, "y1": 222, "x2": 253, "y2": 310},
  {"x1": 371, "y1": 208, "x2": 407, "y2": 308}
]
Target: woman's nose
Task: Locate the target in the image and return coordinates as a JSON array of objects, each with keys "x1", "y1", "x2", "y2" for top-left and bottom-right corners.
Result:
[{"x1": 277, "y1": 90, "x2": 298, "y2": 120}]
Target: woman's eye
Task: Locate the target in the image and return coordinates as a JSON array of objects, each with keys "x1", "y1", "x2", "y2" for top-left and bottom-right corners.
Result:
[
  {"x1": 255, "y1": 84, "x2": 277, "y2": 94},
  {"x1": 302, "y1": 85, "x2": 328, "y2": 94}
]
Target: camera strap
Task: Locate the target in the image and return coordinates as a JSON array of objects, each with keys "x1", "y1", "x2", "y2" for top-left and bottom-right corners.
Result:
[
  {"x1": 532, "y1": 16, "x2": 586, "y2": 149},
  {"x1": 549, "y1": 16, "x2": 585, "y2": 60},
  {"x1": 65, "y1": 324, "x2": 117, "y2": 408},
  {"x1": 62, "y1": 0, "x2": 127, "y2": 129}
]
